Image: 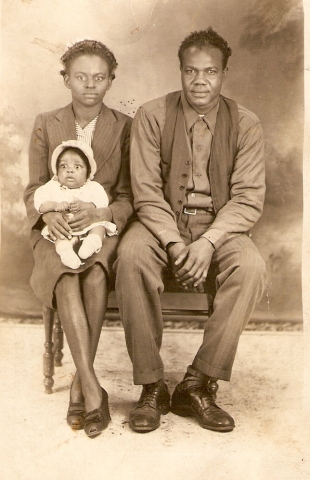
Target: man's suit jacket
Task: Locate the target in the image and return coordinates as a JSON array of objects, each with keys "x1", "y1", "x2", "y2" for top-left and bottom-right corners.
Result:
[
  {"x1": 130, "y1": 93, "x2": 265, "y2": 250},
  {"x1": 24, "y1": 103, "x2": 133, "y2": 248}
]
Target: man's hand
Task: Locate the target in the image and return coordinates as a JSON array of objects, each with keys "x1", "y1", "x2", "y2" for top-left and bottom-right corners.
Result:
[
  {"x1": 42, "y1": 212, "x2": 72, "y2": 241},
  {"x1": 173, "y1": 237, "x2": 214, "y2": 290},
  {"x1": 167, "y1": 241, "x2": 187, "y2": 265},
  {"x1": 167, "y1": 241, "x2": 203, "y2": 292}
]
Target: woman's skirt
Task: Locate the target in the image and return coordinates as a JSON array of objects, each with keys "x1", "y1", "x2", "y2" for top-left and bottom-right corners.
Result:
[{"x1": 30, "y1": 234, "x2": 120, "y2": 309}]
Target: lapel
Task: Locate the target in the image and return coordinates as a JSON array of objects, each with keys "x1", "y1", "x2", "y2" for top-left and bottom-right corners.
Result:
[
  {"x1": 53, "y1": 104, "x2": 77, "y2": 141},
  {"x1": 51, "y1": 103, "x2": 121, "y2": 172},
  {"x1": 45, "y1": 104, "x2": 76, "y2": 175},
  {"x1": 91, "y1": 104, "x2": 118, "y2": 171}
]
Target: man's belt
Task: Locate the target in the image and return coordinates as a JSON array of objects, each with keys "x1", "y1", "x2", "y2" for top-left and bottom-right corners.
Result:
[{"x1": 183, "y1": 207, "x2": 214, "y2": 215}]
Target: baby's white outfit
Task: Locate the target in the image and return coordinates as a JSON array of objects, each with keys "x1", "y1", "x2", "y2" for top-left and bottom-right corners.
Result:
[{"x1": 34, "y1": 178, "x2": 117, "y2": 239}]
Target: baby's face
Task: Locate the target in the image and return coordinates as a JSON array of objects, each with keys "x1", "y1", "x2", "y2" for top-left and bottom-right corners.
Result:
[{"x1": 57, "y1": 150, "x2": 88, "y2": 188}]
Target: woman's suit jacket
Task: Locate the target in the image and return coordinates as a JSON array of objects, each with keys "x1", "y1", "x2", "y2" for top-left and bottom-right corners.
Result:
[{"x1": 24, "y1": 103, "x2": 133, "y2": 249}]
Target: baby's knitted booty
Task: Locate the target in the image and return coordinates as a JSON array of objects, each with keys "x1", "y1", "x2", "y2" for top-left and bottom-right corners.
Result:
[
  {"x1": 56, "y1": 241, "x2": 82, "y2": 269},
  {"x1": 78, "y1": 234, "x2": 102, "y2": 259}
]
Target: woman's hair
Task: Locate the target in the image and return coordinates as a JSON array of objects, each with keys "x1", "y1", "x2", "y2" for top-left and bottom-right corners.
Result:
[
  {"x1": 60, "y1": 39, "x2": 118, "y2": 80},
  {"x1": 56, "y1": 147, "x2": 91, "y2": 178},
  {"x1": 178, "y1": 27, "x2": 232, "y2": 69}
]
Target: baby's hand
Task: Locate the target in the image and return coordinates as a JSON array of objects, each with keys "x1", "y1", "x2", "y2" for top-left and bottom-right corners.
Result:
[
  {"x1": 69, "y1": 198, "x2": 83, "y2": 213},
  {"x1": 70, "y1": 198, "x2": 95, "y2": 212},
  {"x1": 54, "y1": 201, "x2": 70, "y2": 212}
]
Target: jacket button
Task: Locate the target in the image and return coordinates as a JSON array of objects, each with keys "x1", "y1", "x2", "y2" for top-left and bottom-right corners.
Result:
[
  {"x1": 185, "y1": 161, "x2": 190, "y2": 165},
  {"x1": 179, "y1": 186, "x2": 184, "y2": 190},
  {"x1": 182, "y1": 174, "x2": 187, "y2": 178},
  {"x1": 178, "y1": 200, "x2": 182, "y2": 204}
]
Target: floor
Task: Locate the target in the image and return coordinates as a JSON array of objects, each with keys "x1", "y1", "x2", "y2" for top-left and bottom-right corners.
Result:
[{"x1": 0, "y1": 321, "x2": 309, "y2": 480}]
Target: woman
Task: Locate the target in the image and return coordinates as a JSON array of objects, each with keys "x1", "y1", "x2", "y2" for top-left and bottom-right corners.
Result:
[{"x1": 24, "y1": 39, "x2": 133, "y2": 437}]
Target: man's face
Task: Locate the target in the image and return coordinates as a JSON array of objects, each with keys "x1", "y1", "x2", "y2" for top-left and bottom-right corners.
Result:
[
  {"x1": 64, "y1": 54, "x2": 112, "y2": 109},
  {"x1": 180, "y1": 46, "x2": 227, "y2": 114}
]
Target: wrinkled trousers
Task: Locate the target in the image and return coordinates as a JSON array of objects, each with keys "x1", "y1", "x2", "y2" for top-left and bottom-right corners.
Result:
[{"x1": 114, "y1": 215, "x2": 267, "y2": 384}]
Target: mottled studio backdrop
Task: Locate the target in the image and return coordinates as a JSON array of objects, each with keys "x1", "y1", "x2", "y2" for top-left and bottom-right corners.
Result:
[{"x1": 0, "y1": 0, "x2": 304, "y2": 322}]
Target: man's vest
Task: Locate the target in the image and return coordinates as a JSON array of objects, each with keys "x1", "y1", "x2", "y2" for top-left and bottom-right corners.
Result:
[{"x1": 161, "y1": 91, "x2": 239, "y2": 221}]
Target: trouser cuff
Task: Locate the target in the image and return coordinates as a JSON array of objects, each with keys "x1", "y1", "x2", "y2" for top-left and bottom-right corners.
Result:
[
  {"x1": 185, "y1": 365, "x2": 216, "y2": 382},
  {"x1": 133, "y1": 367, "x2": 164, "y2": 385},
  {"x1": 192, "y1": 358, "x2": 231, "y2": 381}
]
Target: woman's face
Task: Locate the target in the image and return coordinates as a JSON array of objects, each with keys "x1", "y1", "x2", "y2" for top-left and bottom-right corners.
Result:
[{"x1": 64, "y1": 54, "x2": 112, "y2": 108}]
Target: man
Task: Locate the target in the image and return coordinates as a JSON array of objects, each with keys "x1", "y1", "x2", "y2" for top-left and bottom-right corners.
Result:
[{"x1": 115, "y1": 27, "x2": 267, "y2": 433}]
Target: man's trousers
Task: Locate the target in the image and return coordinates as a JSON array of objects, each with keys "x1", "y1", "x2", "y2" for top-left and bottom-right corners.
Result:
[{"x1": 114, "y1": 214, "x2": 267, "y2": 384}]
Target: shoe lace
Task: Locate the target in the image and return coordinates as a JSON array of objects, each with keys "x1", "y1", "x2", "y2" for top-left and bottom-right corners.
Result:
[
  {"x1": 183, "y1": 381, "x2": 218, "y2": 408},
  {"x1": 138, "y1": 384, "x2": 161, "y2": 408}
]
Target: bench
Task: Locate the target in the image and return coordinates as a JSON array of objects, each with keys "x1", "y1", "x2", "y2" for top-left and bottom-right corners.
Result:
[{"x1": 42, "y1": 273, "x2": 215, "y2": 394}]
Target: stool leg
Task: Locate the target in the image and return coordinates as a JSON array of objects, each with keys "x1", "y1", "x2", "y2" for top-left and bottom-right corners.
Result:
[
  {"x1": 43, "y1": 306, "x2": 55, "y2": 394},
  {"x1": 53, "y1": 313, "x2": 64, "y2": 367}
]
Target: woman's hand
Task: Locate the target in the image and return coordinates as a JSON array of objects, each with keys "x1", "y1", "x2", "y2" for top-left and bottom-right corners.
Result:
[
  {"x1": 42, "y1": 212, "x2": 72, "y2": 241},
  {"x1": 68, "y1": 206, "x2": 112, "y2": 232}
]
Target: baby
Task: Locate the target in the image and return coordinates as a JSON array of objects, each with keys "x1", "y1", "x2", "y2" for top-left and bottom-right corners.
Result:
[{"x1": 34, "y1": 140, "x2": 117, "y2": 269}]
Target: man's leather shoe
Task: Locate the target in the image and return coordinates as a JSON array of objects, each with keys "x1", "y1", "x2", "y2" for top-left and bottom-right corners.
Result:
[
  {"x1": 171, "y1": 374, "x2": 235, "y2": 432},
  {"x1": 129, "y1": 379, "x2": 170, "y2": 433}
]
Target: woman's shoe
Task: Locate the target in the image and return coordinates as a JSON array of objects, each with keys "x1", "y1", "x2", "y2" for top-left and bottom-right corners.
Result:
[
  {"x1": 84, "y1": 388, "x2": 111, "y2": 438},
  {"x1": 67, "y1": 400, "x2": 85, "y2": 430},
  {"x1": 67, "y1": 384, "x2": 85, "y2": 430}
]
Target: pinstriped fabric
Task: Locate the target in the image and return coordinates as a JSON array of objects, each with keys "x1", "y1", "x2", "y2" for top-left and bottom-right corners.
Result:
[
  {"x1": 115, "y1": 221, "x2": 168, "y2": 383},
  {"x1": 115, "y1": 218, "x2": 266, "y2": 384},
  {"x1": 24, "y1": 102, "x2": 133, "y2": 307},
  {"x1": 75, "y1": 116, "x2": 98, "y2": 145},
  {"x1": 31, "y1": 231, "x2": 120, "y2": 309},
  {"x1": 191, "y1": 233, "x2": 267, "y2": 380},
  {"x1": 117, "y1": 92, "x2": 265, "y2": 385},
  {"x1": 24, "y1": 102, "x2": 133, "y2": 248}
]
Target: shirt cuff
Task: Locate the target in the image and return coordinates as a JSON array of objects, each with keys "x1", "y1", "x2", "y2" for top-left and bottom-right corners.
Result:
[{"x1": 201, "y1": 228, "x2": 227, "y2": 250}]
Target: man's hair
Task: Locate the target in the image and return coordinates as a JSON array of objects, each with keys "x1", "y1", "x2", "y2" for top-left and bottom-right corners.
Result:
[
  {"x1": 56, "y1": 147, "x2": 91, "y2": 178},
  {"x1": 60, "y1": 39, "x2": 118, "y2": 80},
  {"x1": 178, "y1": 27, "x2": 232, "y2": 69}
]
